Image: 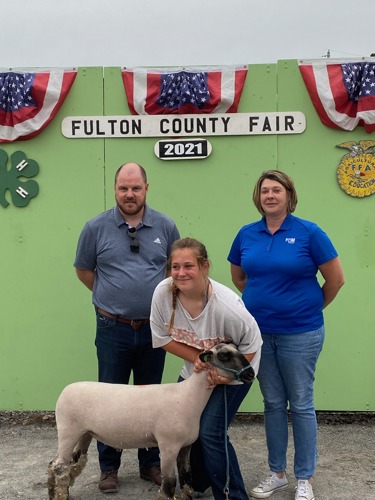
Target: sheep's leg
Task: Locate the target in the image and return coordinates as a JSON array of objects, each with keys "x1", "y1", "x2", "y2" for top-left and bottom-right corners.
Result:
[
  {"x1": 69, "y1": 433, "x2": 92, "y2": 485},
  {"x1": 47, "y1": 460, "x2": 70, "y2": 500},
  {"x1": 157, "y1": 445, "x2": 180, "y2": 500},
  {"x1": 48, "y1": 428, "x2": 91, "y2": 499},
  {"x1": 157, "y1": 477, "x2": 177, "y2": 500},
  {"x1": 177, "y1": 445, "x2": 194, "y2": 500},
  {"x1": 47, "y1": 460, "x2": 57, "y2": 499}
]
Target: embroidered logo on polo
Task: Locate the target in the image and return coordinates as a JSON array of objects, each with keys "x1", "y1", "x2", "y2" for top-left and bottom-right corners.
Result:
[
  {"x1": 285, "y1": 238, "x2": 296, "y2": 244},
  {"x1": 154, "y1": 238, "x2": 162, "y2": 244}
]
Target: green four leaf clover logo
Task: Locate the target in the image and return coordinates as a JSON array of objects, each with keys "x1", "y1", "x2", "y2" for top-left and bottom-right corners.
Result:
[{"x1": 0, "y1": 150, "x2": 39, "y2": 208}]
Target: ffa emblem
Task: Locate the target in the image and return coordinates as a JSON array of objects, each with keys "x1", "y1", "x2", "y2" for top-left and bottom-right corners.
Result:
[{"x1": 336, "y1": 141, "x2": 375, "y2": 197}]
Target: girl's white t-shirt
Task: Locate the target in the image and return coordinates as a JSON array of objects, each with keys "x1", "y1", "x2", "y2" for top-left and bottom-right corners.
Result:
[{"x1": 150, "y1": 277, "x2": 262, "y2": 381}]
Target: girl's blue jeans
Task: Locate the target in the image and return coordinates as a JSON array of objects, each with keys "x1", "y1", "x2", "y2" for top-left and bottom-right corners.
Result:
[{"x1": 180, "y1": 378, "x2": 252, "y2": 500}]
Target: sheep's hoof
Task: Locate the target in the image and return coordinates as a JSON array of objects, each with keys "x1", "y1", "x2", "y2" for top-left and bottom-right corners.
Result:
[
  {"x1": 156, "y1": 491, "x2": 175, "y2": 500},
  {"x1": 177, "y1": 484, "x2": 194, "y2": 499}
]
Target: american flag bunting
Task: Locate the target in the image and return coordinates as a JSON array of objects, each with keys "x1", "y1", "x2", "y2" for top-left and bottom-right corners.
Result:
[
  {"x1": 122, "y1": 66, "x2": 248, "y2": 115},
  {"x1": 0, "y1": 68, "x2": 77, "y2": 143},
  {"x1": 299, "y1": 59, "x2": 375, "y2": 133}
]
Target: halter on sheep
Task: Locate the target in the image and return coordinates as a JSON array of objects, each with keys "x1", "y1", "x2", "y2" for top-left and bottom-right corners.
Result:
[{"x1": 47, "y1": 342, "x2": 254, "y2": 500}]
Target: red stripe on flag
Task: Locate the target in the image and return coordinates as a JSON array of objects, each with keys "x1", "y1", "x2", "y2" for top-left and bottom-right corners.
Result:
[
  {"x1": 299, "y1": 64, "x2": 339, "y2": 130},
  {"x1": 121, "y1": 70, "x2": 137, "y2": 115}
]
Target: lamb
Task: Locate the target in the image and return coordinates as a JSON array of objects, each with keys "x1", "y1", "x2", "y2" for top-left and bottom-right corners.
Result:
[{"x1": 47, "y1": 342, "x2": 255, "y2": 500}]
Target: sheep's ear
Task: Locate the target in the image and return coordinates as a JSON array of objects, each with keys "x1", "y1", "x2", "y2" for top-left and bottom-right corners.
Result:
[{"x1": 199, "y1": 351, "x2": 212, "y2": 363}]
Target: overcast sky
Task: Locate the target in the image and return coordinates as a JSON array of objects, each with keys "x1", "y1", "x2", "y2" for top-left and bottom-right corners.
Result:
[{"x1": 1, "y1": 0, "x2": 374, "y2": 69}]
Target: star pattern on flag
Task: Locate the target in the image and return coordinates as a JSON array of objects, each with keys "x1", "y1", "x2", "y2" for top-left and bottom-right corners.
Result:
[
  {"x1": 0, "y1": 73, "x2": 37, "y2": 112},
  {"x1": 342, "y1": 62, "x2": 375, "y2": 101},
  {"x1": 156, "y1": 71, "x2": 210, "y2": 110}
]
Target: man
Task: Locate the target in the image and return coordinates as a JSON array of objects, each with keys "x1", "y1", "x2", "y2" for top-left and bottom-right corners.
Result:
[{"x1": 74, "y1": 162, "x2": 180, "y2": 494}]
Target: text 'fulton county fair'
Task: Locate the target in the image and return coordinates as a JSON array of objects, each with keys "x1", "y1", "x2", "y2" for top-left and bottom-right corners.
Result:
[{"x1": 61, "y1": 112, "x2": 306, "y2": 138}]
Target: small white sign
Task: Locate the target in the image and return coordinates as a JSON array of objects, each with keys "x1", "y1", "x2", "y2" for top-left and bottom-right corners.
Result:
[
  {"x1": 155, "y1": 139, "x2": 212, "y2": 160},
  {"x1": 62, "y1": 112, "x2": 306, "y2": 138}
]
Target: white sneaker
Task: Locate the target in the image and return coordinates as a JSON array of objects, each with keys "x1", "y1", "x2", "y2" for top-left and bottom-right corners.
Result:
[
  {"x1": 250, "y1": 472, "x2": 288, "y2": 498},
  {"x1": 295, "y1": 480, "x2": 314, "y2": 500}
]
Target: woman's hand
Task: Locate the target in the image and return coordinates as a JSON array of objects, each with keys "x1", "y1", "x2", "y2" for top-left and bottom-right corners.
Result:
[{"x1": 319, "y1": 257, "x2": 345, "y2": 308}]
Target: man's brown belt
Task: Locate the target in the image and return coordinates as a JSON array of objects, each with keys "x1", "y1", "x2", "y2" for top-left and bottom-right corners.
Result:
[{"x1": 97, "y1": 307, "x2": 150, "y2": 330}]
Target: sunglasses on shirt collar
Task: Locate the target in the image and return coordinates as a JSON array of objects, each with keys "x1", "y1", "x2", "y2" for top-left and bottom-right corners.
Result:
[{"x1": 127, "y1": 227, "x2": 139, "y2": 253}]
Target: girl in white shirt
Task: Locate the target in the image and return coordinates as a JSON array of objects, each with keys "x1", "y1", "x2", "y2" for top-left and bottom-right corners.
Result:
[{"x1": 151, "y1": 237, "x2": 262, "y2": 500}]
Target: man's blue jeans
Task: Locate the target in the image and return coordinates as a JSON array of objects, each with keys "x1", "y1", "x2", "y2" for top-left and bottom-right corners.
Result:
[
  {"x1": 186, "y1": 381, "x2": 252, "y2": 500},
  {"x1": 257, "y1": 327, "x2": 325, "y2": 480},
  {"x1": 95, "y1": 310, "x2": 166, "y2": 472}
]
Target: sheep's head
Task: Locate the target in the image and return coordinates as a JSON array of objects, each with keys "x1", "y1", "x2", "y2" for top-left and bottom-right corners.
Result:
[{"x1": 199, "y1": 342, "x2": 255, "y2": 384}]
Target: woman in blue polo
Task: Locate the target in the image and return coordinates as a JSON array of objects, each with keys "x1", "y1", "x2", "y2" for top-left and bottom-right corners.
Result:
[{"x1": 228, "y1": 170, "x2": 345, "y2": 500}]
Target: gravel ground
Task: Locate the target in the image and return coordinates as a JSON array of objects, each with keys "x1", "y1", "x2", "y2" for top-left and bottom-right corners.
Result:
[{"x1": 0, "y1": 412, "x2": 374, "y2": 500}]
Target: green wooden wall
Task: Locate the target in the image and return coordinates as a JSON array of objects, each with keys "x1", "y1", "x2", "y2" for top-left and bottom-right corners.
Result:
[{"x1": 0, "y1": 63, "x2": 374, "y2": 412}]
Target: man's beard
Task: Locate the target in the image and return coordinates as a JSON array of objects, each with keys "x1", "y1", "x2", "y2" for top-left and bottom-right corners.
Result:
[{"x1": 116, "y1": 199, "x2": 145, "y2": 217}]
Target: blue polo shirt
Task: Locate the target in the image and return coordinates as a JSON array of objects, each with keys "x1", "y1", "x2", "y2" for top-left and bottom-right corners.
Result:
[{"x1": 228, "y1": 214, "x2": 338, "y2": 334}]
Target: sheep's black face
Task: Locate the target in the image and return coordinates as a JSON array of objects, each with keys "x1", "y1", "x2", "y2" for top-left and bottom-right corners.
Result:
[{"x1": 199, "y1": 343, "x2": 255, "y2": 384}]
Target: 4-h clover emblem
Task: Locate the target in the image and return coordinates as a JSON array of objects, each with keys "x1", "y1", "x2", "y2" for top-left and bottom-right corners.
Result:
[{"x1": 0, "y1": 150, "x2": 39, "y2": 208}]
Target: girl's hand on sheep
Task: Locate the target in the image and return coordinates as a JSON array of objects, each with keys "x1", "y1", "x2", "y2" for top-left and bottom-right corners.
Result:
[
  {"x1": 193, "y1": 353, "x2": 209, "y2": 373},
  {"x1": 206, "y1": 368, "x2": 233, "y2": 388}
]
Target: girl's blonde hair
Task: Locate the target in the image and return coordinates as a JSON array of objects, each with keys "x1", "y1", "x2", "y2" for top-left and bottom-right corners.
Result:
[{"x1": 167, "y1": 238, "x2": 209, "y2": 332}]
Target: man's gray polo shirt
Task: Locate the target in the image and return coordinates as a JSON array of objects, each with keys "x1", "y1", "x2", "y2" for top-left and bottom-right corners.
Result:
[{"x1": 74, "y1": 204, "x2": 180, "y2": 318}]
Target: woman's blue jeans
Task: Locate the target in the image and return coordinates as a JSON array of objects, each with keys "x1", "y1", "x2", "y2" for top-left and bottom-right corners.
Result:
[
  {"x1": 184, "y1": 380, "x2": 252, "y2": 500},
  {"x1": 257, "y1": 327, "x2": 325, "y2": 480},
  {"x1": 95, "y1": 310, "x2": 166, "y2": 472}
]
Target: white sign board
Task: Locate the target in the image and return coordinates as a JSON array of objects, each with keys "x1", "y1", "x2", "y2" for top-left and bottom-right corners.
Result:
[{"x1": 61, "y1": 112, "x2": 306, "y2": 138}]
